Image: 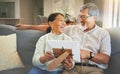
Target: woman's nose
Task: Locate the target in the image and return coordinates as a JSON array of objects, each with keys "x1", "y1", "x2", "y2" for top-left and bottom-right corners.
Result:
[{"x1": 63, "y1": 22, "x2": 66, "y2": 26}]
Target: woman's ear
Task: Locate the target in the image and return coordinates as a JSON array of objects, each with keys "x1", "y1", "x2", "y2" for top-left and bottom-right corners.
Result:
[
  {"x1": 48, "y1": 21, "x2": 52, "y2": 26},
  {"x1": 48, "y1": 21, "x2": 53, "y2": 28}
]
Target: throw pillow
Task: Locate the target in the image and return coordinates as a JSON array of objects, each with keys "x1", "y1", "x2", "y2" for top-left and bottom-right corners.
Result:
[{"x1": 0, "y1": 34, "x2": 24, "y2": 71}]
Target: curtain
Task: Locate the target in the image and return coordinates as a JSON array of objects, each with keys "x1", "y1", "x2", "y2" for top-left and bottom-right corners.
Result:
[{"x1": 103, "y1": 0, "x2": 120, "y2": 28}]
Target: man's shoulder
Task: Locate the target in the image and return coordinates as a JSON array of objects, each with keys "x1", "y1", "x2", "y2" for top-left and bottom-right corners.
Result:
[
  {"x1": 97, "y1": 26, "x2": 108, "y2": 32},
  {"x1": 95, "y1": 25, "x2": 110, "y2": 36},
  {"x1": 65, "y1": 25, "x2": 80, "y2": 30}
]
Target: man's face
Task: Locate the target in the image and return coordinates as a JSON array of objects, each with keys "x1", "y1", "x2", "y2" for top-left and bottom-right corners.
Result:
[{"x1": 78, "y1": 8, "x2": 95, "y2": 30}]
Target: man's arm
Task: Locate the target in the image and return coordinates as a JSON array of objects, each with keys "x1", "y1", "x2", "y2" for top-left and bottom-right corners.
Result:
[
  {"x1": 80, "y1": 31, "x2": 111, "y2": 64},
  {"x1": 16, "y1": 23, "x2": 49, "y2": 32},
  {"x1": 91, "y1": 53, "x2": 110, "y2": 64},
  {"x1": 80, "y1": 50, "x2": 110, "y2": 64}
]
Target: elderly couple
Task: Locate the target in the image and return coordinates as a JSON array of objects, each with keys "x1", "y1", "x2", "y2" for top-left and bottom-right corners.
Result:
[{"x1": 16, "y1": 3, "x2": 111, "y2": 74}]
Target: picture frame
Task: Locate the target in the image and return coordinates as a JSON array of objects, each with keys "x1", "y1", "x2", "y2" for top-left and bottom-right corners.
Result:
[{"x1": 45, "y1": 40, "x2": 80, "y2": 63}]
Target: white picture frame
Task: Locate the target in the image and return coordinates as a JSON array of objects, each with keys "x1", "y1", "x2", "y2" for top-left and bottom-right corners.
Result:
[{"x1": 45, "y1": 40, "x2": 80, "y2": 63}]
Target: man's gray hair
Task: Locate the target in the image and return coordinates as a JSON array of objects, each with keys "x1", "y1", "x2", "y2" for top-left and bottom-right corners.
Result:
[{"x1": 80, "y1": 3, "x2": 99, "y2": 17}]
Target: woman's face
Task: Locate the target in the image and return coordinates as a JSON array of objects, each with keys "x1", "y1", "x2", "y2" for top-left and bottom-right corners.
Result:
[{"x1": 50, "y1": 14, "x2": 66, "y2": 34}]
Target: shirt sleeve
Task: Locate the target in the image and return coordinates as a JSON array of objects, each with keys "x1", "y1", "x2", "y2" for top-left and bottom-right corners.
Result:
[
  {"x1": 100, "y1": 30, "x2": 111, "y2": 56},
  {"x1": 32, "y1": 36, "x2": 46, "y2": 67}
]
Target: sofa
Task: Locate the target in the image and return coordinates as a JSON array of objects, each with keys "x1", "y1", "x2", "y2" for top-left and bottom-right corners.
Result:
[
  {"x1": 0, "y1": 24, "x2": 46, "y2": 74},
  {"x1": 0, "y1": 24, "x2": 120, "y2": 74}
]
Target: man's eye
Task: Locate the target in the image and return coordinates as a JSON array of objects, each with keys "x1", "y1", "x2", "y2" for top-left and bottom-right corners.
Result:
[{"x1": 79, "y1": 16, "x2": 90, "y2": 19}]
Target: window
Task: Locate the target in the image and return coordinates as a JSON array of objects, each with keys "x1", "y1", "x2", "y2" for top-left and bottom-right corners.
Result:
[
  {"x1": 103, "y1": 0, "x2": 120, "y2": 28},
  {"x1": 0, "y1": 0, "x2": 20, "y2": 18},
  {"x1": 0, "y1": 2, "x2": 15, "y2": 18}
]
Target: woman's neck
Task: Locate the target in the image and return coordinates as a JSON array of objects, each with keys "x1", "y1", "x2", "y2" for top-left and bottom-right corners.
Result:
[{"x1": 52, "y1": 30, "x2": 62, "y2": 35}]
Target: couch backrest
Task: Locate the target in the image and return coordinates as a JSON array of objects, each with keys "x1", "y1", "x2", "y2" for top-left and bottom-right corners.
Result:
[
  {"x1": 0, "y1": 25, "x2": 16, "y2": 35},
  {"x1": 104, "y1": 28, "x2": 120, "y2": 74},
  {"x1": 16, "y1": 30, "x2": 46, "y2": 65},
  {"x1": 106, "y1": 28, "x2": 120, "y2": 55}
]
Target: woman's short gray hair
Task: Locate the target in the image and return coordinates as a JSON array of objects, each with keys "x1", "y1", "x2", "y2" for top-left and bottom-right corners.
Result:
[{"x1": 80, "y1": 3, "x2": 99, "y2": 17}]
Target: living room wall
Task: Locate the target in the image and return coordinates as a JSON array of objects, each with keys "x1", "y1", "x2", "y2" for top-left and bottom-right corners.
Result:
[
  {"x1": 20, "y1": 0, "x2": 84, "y2": 24},
  {"x1": 20, "y1": 0, "x2": 34, "y2": 24},
  {"x1": 44, "y1": 0, "x2": 83, "y2": 18},
  {"x1": 20, "y1": 0, "x2": 44, "y2": 25}
]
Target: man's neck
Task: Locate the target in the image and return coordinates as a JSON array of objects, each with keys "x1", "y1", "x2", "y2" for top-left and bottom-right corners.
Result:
[{"x1": 84, "y1": 23, "x2": 95, "y2": 32}]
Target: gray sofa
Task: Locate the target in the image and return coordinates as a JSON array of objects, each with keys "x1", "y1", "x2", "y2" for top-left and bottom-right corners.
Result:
[{"x1": 0, "y1": 24, "x2": 120, "y2": 74}]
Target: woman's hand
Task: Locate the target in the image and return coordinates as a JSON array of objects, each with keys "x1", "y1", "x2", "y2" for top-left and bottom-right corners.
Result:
[
  {"x1": 62, "y1": 58, "x2": 74, "y2": 69},
  {"x1": 40, "y1": 52, "x2": 54, "y2": 64}
]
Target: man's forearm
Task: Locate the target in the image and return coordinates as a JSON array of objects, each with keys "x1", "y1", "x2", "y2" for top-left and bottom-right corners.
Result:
[
  {"x1": 90, "y1": 53, "x2": 110, "y2": 64},
  {"x1": 28, "y1": 25, "x2": 49, "y2": 32}
]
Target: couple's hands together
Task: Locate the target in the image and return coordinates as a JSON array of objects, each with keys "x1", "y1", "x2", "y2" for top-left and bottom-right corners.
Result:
[
  {"x1": 40, "y1": 50, "x2": 89, "y2": 69},
  {"x1": 62, "y1": 49, "x2": 91, "y2": 69},
  {"x1": 40, "y1": 51, "x2": 74, "y2": 70}
]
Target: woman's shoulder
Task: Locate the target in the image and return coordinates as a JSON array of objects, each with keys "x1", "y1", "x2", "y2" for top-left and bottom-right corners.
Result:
[{"x1": 39, "y1": 33, "x2": 50, "y2": 40}]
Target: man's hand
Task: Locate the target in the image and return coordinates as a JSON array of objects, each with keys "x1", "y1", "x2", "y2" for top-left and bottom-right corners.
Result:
[
  {"x1": 80, "y1": 49, "x2": 110, "y2": 64},
  {"x1": 15, "y1": 24, "x2": 30, "y2": 30},
  {"x1": 80, "y1": 49, "x2": 90, "y2": 60}
]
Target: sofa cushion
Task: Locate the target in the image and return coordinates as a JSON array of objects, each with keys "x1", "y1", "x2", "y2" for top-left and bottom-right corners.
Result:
[
  {"x1": 0, "y1": 65, "x2": 33, "y2": 74},
  {"x1": 0, "y1": 34, "x2": 24, "y2": 71}
]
